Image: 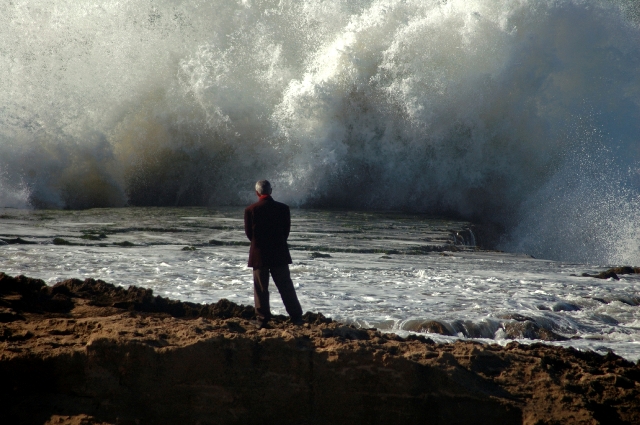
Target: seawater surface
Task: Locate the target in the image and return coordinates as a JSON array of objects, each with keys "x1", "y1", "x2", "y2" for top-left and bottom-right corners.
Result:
[{"x1": 1, "y1": 207, "x2": 639, "y2": 361}]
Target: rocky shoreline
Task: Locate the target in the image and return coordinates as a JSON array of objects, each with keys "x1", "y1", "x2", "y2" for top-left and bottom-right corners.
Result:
[{"x1": 1, "y1": 272, "x2": 639, "y2": 425}]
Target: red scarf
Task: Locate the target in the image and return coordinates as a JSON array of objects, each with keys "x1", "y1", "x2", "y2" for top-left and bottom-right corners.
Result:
[{"x1": 259, "y1": 194, "x2": 271, "y2": 200}]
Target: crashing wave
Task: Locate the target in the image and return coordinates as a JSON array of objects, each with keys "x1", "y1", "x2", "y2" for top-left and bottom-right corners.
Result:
[{"x1": 0, "y1": 0, "x2": 639, "y2": 263}]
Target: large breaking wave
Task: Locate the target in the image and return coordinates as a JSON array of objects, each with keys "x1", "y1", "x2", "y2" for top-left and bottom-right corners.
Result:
[{"x1": 1, "y1": 0, "x2": 639, "y2": 264}]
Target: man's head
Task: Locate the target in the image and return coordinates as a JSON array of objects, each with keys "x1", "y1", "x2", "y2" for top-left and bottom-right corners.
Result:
[{"x1": 255, "y1": 180, "x2": 272, "y2": 196}]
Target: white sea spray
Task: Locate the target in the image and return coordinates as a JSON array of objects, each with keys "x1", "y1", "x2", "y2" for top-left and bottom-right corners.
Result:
[{"x1": 0, "y1": 0, "x2": 639, "y2": 263}]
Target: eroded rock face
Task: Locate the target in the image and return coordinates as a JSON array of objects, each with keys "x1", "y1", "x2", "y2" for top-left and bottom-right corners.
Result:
[{"x1": 1, "y1": 273, "x2": 639, "y2": 425}]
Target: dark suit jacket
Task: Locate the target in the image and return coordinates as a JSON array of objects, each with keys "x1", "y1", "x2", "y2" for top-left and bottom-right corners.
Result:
[{"x1": 244, "y1": 196, "x2": 292, "y2": 268}]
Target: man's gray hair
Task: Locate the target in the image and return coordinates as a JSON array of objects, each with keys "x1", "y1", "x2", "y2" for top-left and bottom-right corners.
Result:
[{"x1": 255, "y1": 180, "x2": 272, "y2": 195}]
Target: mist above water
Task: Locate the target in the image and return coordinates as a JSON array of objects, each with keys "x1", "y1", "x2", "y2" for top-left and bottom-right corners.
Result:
[{"x1": 1, "y1": 0, "x2": 639, "y2": 264}]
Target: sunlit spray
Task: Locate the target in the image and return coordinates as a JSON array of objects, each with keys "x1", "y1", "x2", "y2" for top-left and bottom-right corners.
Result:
[{"x1": 1, "y1": 0, "x2": 639, "y2": 263}]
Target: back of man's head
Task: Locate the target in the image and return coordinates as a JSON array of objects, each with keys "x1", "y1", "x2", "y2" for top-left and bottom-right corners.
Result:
[{"x1": 255, "y1": 180, "x2": 272, "y2": 195}]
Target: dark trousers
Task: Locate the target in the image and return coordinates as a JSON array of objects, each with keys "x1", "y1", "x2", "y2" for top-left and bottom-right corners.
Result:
[{"x1": 253, "y1": 264, "x2": 303, "y2": 323}]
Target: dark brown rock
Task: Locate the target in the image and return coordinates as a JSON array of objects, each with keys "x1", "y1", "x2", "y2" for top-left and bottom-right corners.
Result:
[
  {"x1": 502, "y1": 320, "x2": 569, "y2": 341},
  {"x1": 581, "y1": 266, "x2": 640, "y2": 280},
  {"x1": 0, "y1": 273, "x2": 639, "y2": 425},
  {"x1": 0, "y1": 237, "x2": 37, "y2": 245},
  {"x1": 404, "y1": 320, "x2": 454, "y2": 336}
]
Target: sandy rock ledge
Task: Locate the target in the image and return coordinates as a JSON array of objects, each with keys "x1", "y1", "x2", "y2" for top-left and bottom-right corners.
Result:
[{"x1": 1, "y1": 273, "x2": 639, "y2": 425}]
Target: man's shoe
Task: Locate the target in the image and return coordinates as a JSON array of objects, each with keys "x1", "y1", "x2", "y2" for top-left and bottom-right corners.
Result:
[
  {"x1": 290, "y1": 317, "x2": 304, "y2": 326},
  {"x1": 254, "y1": 320, "x2": 271, "y2": 329}
]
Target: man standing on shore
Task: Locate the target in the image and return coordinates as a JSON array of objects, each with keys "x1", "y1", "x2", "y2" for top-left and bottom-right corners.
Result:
[{"x1": 244, "y1": 180, "x2": 303, "y2": 328}]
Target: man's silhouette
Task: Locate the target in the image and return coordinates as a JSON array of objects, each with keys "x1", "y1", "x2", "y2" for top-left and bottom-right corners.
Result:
[{"x1": 244, "y1": 180, "x2": 303, "y2": 328}]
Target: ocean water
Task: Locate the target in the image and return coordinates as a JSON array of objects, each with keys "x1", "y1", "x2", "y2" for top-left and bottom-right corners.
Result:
[{"x1": 1, "y1": 1, "x2": 640, "y2": 358}]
